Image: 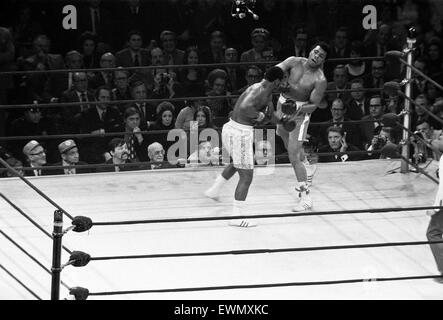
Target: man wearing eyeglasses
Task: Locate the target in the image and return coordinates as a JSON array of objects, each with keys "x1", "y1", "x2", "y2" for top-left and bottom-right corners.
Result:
[
  {"x1": 22, "y1": 140, "x2": 49, "y2": 176},
  {"x1": 361, "y1": 95, "x2": 386, "y2": 150}
]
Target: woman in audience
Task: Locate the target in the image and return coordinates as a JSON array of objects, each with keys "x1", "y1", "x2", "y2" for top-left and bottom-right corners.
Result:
[{"x1": 179, "y1": 46, "x2": 206, "y2": 97}]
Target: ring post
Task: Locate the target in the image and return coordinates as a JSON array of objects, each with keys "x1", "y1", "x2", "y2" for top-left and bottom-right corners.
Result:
[
  {"x1": 401, "y1": 27, "x2": 416, "y2": 173},
  {"x1": 51, "y1": 209, "x2": 64, "y2": 300}
]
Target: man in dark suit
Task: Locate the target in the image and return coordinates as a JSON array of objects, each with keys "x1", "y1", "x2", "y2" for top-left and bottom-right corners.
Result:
[
  {"x1": 318, "y1": 126, "x2": 361, "y2": 162},
  {"x1": 160, "y1": 30, "x2": 185, "y2": 66},
  {"x1": 22, "y1": 140, "x2": 50, "y2": 176},
  {"x1": 317, "y1": 98, "x2": 363, "y2": 149},
  {"x1": 112, "y1": 68, "x2": 132, "y2": 113},
  {"x1": 49, "y1": 140, "x2": 91, "y2": 175},
  {"x1": 125, "y1": 80, "x2": 153, "y2": 128},
  {"x1": 80, "y1": 86, "x2": 123, "y2": 164},
  {"x1": 279, "y1": 27, "x2": 309, "y2": 59},
  {"x1": 346, "y1": 78, "x2": 370, "y2": 120},
  {"x1": 77, "y1": 0, "x2": 115, "y2": 49},
  {"x1": 363, "y1": 59, "x2": 387, "y2": 90},
  {"x1": 325, "y1": 27, "x2": 351, "y2": 79},
  {"x1": 223, "y1": 48, "x2": 245, "y2": 93},
  {"x1": 200, "y1": 30, "x2": 226, "y2": 65},
  {"x1": 60, "y1": 72, "x2": 95, "y2": 134},
  {"x1": 117, "y1": 0, "x2": 154, "y2": 43},
  {"x1": 97, "y1": 138, "x2": 140, "y2": 172},
  {"x1": 360, "y1": 95, "x2": 385, "y2": 149},
  {"x1": 89, "y1": 52, "x2": 116, "y2": 90}
]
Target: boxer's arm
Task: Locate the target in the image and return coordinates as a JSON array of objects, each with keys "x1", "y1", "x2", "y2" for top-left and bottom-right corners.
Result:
[
  {"x1": 309, "y1": 78, "x2": 328, "y2": 109},
  {"x1": 275, "y1": 56, "x2": 300, "y2": 72}
]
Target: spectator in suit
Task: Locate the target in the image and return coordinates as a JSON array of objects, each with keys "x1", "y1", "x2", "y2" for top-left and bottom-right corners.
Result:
[
  {"x1": 147, "y1": 142, "x2": 173, "y2": 170},
  {"x1": 112, "y1": 68, "x2": 132, "y2": 113},
  {"x1": 0, "y1": 145, "x2": 23, "y2": 177},
  {"x1": 122, "y1": 107, "x2": 148, "y2": 162},
  {"x1": 117, "y1": 0, "x2": 152, "y2": 44},
  {"x1": 50, "y1": 140, "x2": 91, "y2": 175},
  {"x1": 60, "y1": 72, "x2": 95, "y2": 134},
  {"x1": 79, "y1": 31, "x2": 100, "y2": 69},
  {"x1": 411, "y1": 58, "x2": 428, "y2": 98},
  {"x1": 77, "y1": 0, "x2": 114, "y2": 49},
  {"x1": 0, "y1": 27, "x2": 15, "y2": 136},
  {"x1": 125, "y1": 80, "x2": 152, "y2": 129},
  {"x1": 317, "y1": 98, "x2": 362, "y2": 149},
  {"x1": 200, "y1": 30, "x2": 226, "y2": 65},
  {"x1": 345, "y1": 40, "x2": 368, "y2": 81},
  {"x1": 80, "y1": 86, "x2": 123, "y2": 164},
  {"x1": 411, "y1": 94, "x2": 441, "y2": 130},
  {"x1": 175, "y1": 101, "x2": 200, "y2": 131},
  {"x1": 346, "y1": 78, "x2": 370, "y2": 120},
  {"x1": 160, "y1": 30, "x2": 185, "y2": 66},
  {"x1": 223, "y1": 47, "x2": 245, "y2": 93},
  {"x1": 8, "y1": 105, "x2": 55, "y2": 162},
  {"x1": 280, "y1": 27, "x2": 309, "y2": 59},
  {"x1": 240, "y1": 28, "x2": 271, "y2": 67},
  {"x1": 326, "y1": 64, "x2": 351, "y2": 104},
  {"x1": 205, "y1": 69, "x2": 232, "y2": 121},
  {"x1": 361, "y1": 95, "x2": 386, "y2": 149},
  {"x1": 325, "y1": 27, "x2": 350, "y2": 79},
  {"x1": 364, "y1": 59, "x2": 387, "y2": 89},
  {"x1": 179, "y1": 46, "x2": 206, "y2": 98},
  {"x1": 19, "y1": 34, "x2": 65, "y2": 103},
  {"x1": 318, "y1": 126, "x2": 361, "y2": 163},
  {"x1": 89, "y1": 52, "x2": 115, "y2": 90},
  {"x1": 425, "y1": 37, "x2": 443, "y2": 78},
  {"x1": 97, "y1": 138, "x2": 134, "y2": 172},
  {"x1": 22, "y1": 140, "x2": 49, "y2": 176},
  {"x1": 116, "y1": 30, "x2": 150, "y2": 82},
  {"x1": 234, "y1": 65, "x2": 263, "y2": 95}
]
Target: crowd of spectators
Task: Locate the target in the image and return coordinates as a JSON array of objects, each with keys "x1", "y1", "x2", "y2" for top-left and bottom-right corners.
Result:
[{"x1": 1, "y1": 0, "x2": 443, "y2": 176}]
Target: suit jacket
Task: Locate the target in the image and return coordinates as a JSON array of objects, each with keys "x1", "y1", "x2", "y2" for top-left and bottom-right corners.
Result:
[
  {"x1": 317, "y1": 118, "x2": 363, "y2": 150},
  {"x1": 124, "y1": 102, "x2": 154, "y2": 129},
  {"x1": 326, "y1": 82, "x2": 352, "y2": 104},
  {"x1": 89, "y1": 72, "x2": 114, "y2": 90},
  {"x1": 47, "y1": 161, "x2": 92, "y2": 175},
  {"x1": 77, "y1": 6, "x2": 115, "y2": 47},
  {"x1": 59, "y1": 89, "x2": 95, "y2": 134},
  {"x1": 345, "y1": 98, "x2": 370, "y2": 120},
  {"x1": 317, "y1": 143, "x2": 361, "y2": 162},
  {"x1": 163, "y1": 49, "x2": 185, "y2": 66},
  {"x1": 96, "y1": 158, "x2": 142, "y2": 173},
  {"x1": 23, "y1": 163, "x2": 51, "y2": 177},
  {"x1": 116, "y1": 48, "x2": 151, "y2": 67},
  {"x1": 363, "y1": 74, "x2": 385, "y2": 90}
]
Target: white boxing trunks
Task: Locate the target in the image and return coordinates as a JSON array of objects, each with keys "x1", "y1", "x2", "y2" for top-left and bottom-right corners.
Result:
[
  {"x1": 276, "y1": 94, "x2": 311, "y2": 142},
  {"x1": 222, "y1": 119, "x2": 254, "y2": 170}
]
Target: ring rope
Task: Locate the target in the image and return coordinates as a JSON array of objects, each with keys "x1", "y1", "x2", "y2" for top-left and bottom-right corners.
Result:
[
  {"x1": 0, "y1": 229, "x2": 70, "y2": 289},
  {"x1": 0, "y1": 88, "x2": 382, "y2": 110},
  {"x1": 87, "y1": 274, "x2": 443, "y2": 296},
  {"x1": 0, "y1": 264, "x2": 42, "y2": 300},
  {"x1": 90, "y1": 239, "x2": 443, "y2": 261},
  {"x1": 0, "y1": 56, "x2": 385, "y2": 77},
  {"x1": 92, "y1": 205, "x2": 442, "y2": 226},
  {"x1": 398, "y1": 57, "x2": 443, "y2": 92},
  {"x1": 0, "y1": 192, "x2": 72, "y2": 255}
]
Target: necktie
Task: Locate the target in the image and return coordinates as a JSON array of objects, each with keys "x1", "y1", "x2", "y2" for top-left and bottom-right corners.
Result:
[
  {"x1": 80, "y1": 93, "x2": 88, "y2": 111},
  {"x1": 106, "y1": 73, "x2": 112, "y2": 85},
  {"x1": 134, "y1": 54, "x2": 140, "y2": 66},
  {"x1": 100, "y1": 110, "x2": 106, "y2": 121}
]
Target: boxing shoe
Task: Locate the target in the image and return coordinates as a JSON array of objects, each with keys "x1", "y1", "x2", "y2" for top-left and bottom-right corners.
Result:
[
  {"x1": 305, "y1": 163, "x2": 317, "y2": 188},
  {"x1": 228, "y1": 219, "x2": 257, "y2": 228},
  {"x1": 292, "y1": 193, "x2": 313, "y2": 212},
  {"x1": 433, "y1": 274, "x2": 443, "y2": 284}
]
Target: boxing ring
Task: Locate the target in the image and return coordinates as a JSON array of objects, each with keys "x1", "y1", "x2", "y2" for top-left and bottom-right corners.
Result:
[{"x1": 1, "y1": 160, "x2": 442, "y2": 300}]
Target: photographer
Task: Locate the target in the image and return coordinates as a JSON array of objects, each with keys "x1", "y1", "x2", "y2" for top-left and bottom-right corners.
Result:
[{"x1": 416, "y1": 120, "x2": 443, "y2": 161}]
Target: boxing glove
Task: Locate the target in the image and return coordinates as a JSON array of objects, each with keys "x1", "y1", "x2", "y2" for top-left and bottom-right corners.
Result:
[
  {"x1": 273, "y1": 111, "x2": 296, "y2": 131},
  {"x1": 281, "y1": 99, "x2": 297, "y2": 115}
]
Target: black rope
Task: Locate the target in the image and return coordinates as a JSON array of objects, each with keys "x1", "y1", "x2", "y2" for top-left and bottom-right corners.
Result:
[
  {"x1": 0, "y1": 157, "x2": 74, "y2": 220},
  {"x1": 0, "y1": 56, "x2": 384, "y2": 76},
  {"x1": 92, "y1": 205, "x2": 441, "y2": 226},
  {"x1": 90, "y1": 239, "x2": 443, "y2": 261},
  {"x1": 88, "y1": 274, "x2": 443, "y2": 295},
  {"x1": 0, "y1": 264, "x2": 42, "y2": 300},
  {"x1": 0, "y1": 229, "x2": 70, "y2": 289},
  {"x1": 0, "y1": 192, "x2": 72, "y2": 254}
]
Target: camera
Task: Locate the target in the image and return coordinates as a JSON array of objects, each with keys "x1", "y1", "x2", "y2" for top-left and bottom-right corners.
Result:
[
  {"x1": 158, "y1": 72, "x2": 171, "y2": 86},
  {"x1": 411, "y1": 130, "x2": 424, "y2": 144},
  {"x1": 372, "y1": 135, "x2": 387, "y2": 150}
]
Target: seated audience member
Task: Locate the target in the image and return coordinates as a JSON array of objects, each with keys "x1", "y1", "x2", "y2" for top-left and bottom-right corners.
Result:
[
  {"x1": 123, "y1": 107, "x2": 148, "y2": 162},
  {"x1": 206, "y1": 69, "x2": 232, "y2": 121},
  {"x1": 317, "y1": 98, "x2": 362, "y2": 149},
  {"x1": 192, "y1": 105, "x2": 215, "y2": 130},
  {"x1": 175, "y1": 101, "x2": 201, "y2": 131},
  {"x1": 223, "y1": 47, "x2": 245, "y2": 93},
  {"x1": 79, "y1": 31, "x2": 100, "y2": 69},
  {"x1": 147, "y1": 101, "x2": 176, "y2": 151},
  {"x1": 326, "y1": 64, "x2": 351, "y2": 106},
  {"x1": 254, "y1": 140, "x2": 274, "y2": 165},
  {"x1": 8, "y1": 104, "x2": 56, "y2": 162},
  {"x1": 233, "y1": 65, "x2": 263, "y2": 95},
  {"x1": 98, "y1": 138, "x2": 137, "y2": 172},
  {"x1": 363, "y1": 59, "x2": 387, "y2": 89},
  {"x1": 415, "y1": 120, "x2": 442, "y2": 160},
  {"x1": 60, "y1": 71, "x2": 95, "y2": 134},
  {"x1": 159, "y1": 30, "x2": 185, "y2": 66},
  {"x1": 411, "y1": 94, "x2": 441, "y2": 130},
  {"x1": 346, "y1": 78, "x2": 369, "y2": 120},
  {"x1": 0, "y1": 145, "x2": 23, "y2": 177},
  {"x1": 200, "y1": 30, "x2": 226, "y2": 65},
  {"x1": 240, "y1": 28, "x2": 271, "y2": 65},
  {"x1": 187, "y1": 141, "x2": 220, "y2": 167},
  {"x1": 179, "y1": 46, "x2": 206, "y2": 97},
  {"x1": 368, "y1": 126, "x2": 400, "y2": 159},
  {"x1": 125, "y1": 80, "x2": 153, "y2": 128},
  {"x1": 318, "y1": 126, "x2": 361, "y2": 162},
  {"x1": 80, "y1": 86, "x2": 123, "y2": 164},
  {"x1": 49, "y1": 140, "x2": 91, "y2": 175},
  {"x1": 149, "y1": 70, "x2": 181, "y2": 109},
  {"x1": 112, "y1": 68, "x2": 132, "y2": 113},
  {"x1": 22, "y1": 140, "x2": 49, "y2": 176},
  {"x1": 89, "y1": 52, "x2": 116, "y2": 90},
  {"x1": 147, "y1": 142, "x2": 169, "y2": 169},
  {"x1": 361, "y1": 95, "x2": 386, "y2": 149},
  {"x1": 345, "y1": 40, "x2": 368, "y2": 80}
]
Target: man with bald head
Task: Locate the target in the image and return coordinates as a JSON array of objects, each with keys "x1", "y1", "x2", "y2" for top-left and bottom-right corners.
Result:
[
  {"x1": 60, "y1": 72, "x2": 95, "y2": 133},
  {"x1": 90, "y1": 52, "x2": 116, "y2": 89}
]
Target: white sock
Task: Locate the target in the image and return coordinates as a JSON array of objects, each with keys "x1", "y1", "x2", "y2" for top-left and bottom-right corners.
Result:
[
  {"x1": 209, "y1": 174, "x2": 228, "y2": 194},
  {"x1": 233, "y1": 199, "x2": 246, "y2": 215}
]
